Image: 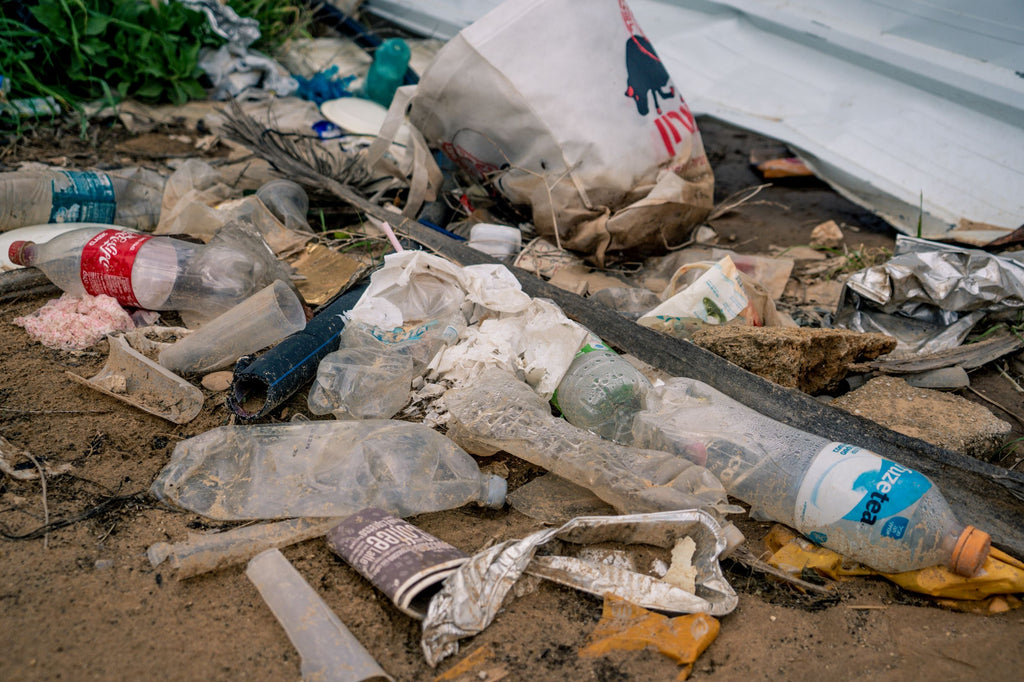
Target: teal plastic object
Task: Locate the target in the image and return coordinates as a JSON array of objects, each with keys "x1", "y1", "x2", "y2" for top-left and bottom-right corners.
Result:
[{"x1": 364, "y1": 38, "x2": 411, "y2": 108}]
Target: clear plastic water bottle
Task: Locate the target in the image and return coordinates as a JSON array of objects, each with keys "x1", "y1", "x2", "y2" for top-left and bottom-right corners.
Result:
[
  {"x1": 0, "y1": 167, "x2": 166, "y2": 231},
  {"x1": 307, "y1": 318, "x2": 461, "y2": 419},
  {"x1": 363, "y1": 38, "x2": 411, "y2": 108},
  {"x1": 553, "y1": 335, "x2": 652, "y2": 442},
  {"x1": 150, "y1": 419, "x2": 507, "y2": 521},
  {"x1": 8, "y1": 225, "x2": 286, "y2": 320},
  {"x1": 631, "y1": 378, "x2": 991, "y2": 575}
]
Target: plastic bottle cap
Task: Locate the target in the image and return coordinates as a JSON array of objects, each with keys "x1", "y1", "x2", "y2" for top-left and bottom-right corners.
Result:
[
  {"x1": 950, "y1": 525, "x2": 991, "y2": 577},
  {"x1": 483, "y1": 475, "x2": 508, "y2": 509},
  {"x1": 8, "y1": 240, "x2": 30, "y2": 266}
]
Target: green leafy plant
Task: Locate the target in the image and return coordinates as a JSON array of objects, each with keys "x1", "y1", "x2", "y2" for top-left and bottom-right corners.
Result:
[
  {"x1": 226, "y1": 0, "x2": 316, "y2": 55},
  {"x1": 0, "y1": 0, "x2": 224, "y2": 111}
]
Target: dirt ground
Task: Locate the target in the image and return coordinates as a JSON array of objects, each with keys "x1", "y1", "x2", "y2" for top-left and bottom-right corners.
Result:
[{"x1": 1, "y1": 116, "x2": 1023, "y2": 682}]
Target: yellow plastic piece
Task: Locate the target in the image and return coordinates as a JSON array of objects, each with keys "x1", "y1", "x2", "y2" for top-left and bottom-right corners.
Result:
[
  {"x1": 765, "y1": 525, "x2": 1024, "y2": 611},
  {"x1": 579, "y1": 595, "x2": 719, "y2": 680}
]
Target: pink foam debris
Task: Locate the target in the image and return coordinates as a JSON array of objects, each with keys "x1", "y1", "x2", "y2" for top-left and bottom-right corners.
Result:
[{"x1": 13, "y1": 293, "x2": 136, "y2": 351}]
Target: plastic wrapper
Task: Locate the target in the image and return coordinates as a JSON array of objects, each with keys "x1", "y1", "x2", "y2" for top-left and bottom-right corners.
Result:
[
  {"x1": 836, "y1": 235, "x2": 1024, "y2": 355},
  {"x1": 421, "y1": 509, "x2": 738, "y2": 667},
  {"x1": 579, "y1": 596, "x2": 719, "y2": 680}
]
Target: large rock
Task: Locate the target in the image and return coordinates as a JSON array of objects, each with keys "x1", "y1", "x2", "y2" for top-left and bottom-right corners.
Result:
[
  {"x1": 691, "y1": 326, "x2": 896, "y2": 393},
  {"x1": 831, "y1": 375, "x2": 1012, "y2": 459}
]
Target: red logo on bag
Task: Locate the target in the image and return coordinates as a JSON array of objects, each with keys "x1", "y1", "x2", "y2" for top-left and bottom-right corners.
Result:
[
  {"x1": 440, "y1": 141, "x2": 500, "y2": 182},
  {"x1": 619, "y1": 0, "x2": 697, "y2": 156},
  {"x1": 80, "y1": 229, "x2": 152, "y2": 307}
]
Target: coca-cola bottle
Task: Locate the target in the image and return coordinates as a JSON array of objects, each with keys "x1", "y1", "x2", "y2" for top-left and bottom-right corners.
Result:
[{"x1": 9, "y1": 225, "x2": 289, "y2": 323}]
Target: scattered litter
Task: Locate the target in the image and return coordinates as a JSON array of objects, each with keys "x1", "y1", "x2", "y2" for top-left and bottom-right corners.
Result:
[
  {"x1": 421, "y1": 509, "x2": 738, "y2": 667},
  {"x1": 766, "y1": 525, "x2": 1024, "y2": 613}
]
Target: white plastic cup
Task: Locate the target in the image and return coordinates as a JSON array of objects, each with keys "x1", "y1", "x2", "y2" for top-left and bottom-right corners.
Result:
[
  {"x1": 158, "y1": 280, "x2": 306, "y2": 374},
  {"x1": 467, "y1": 223, "x2": 522, "y2": 258}
]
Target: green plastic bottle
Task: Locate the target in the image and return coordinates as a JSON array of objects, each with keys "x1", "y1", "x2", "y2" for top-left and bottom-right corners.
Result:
[{"x1": 364, "y1": 38, "x2": 411, "y2": 108}]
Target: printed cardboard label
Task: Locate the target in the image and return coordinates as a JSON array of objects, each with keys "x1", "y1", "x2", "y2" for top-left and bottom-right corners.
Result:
[
  {"x1": 79, "y1": 229, "x2": 152, "y2": 307},
  {"x1": 326, "y1": 508, "x2": 468, "y2": 619}
]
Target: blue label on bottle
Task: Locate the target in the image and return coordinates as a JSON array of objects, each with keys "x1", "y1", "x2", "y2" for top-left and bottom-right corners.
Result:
[
  {"x1": 796, "y1": 444, "x2": 932, "y2": 530},
  {"x1": 807, "y1": 531, "x2": 828, "y2": 545},
  {"x1": 880, "y1": 516, "x2": 910, "y2": 540},
  {"x1": 50, "y1": 170, "x2": 116, "y2": 223}
]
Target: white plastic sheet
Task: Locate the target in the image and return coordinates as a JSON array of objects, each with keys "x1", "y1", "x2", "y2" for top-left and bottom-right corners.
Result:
[{"x1": 365, "y1": 0, "x2": 1024, "y2": 241}]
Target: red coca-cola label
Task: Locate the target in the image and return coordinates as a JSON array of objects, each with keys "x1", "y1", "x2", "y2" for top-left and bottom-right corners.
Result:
[{"x1": 80, "y1": 229, "x2": 153, "y2": 307}]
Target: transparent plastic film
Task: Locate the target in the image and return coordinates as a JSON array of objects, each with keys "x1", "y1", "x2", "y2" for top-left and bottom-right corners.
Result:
[{"x1": 445, "y1": 368, "x2": 740, "y2": 520}]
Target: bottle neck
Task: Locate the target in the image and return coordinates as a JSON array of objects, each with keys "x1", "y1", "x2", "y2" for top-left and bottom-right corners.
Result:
[{"x1": 8, "y1": 241, "x2": 36, "y2": 267}]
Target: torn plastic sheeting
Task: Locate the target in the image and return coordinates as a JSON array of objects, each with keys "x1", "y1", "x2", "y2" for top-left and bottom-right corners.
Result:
[
  {"x1": 835, "y1": 235, "x2": 1024, "y2": 355},
  {"x1": 421, "y1": 510, "x2": 737, "y2": 667},
  {"x1": 364, "y1": 0, "x2": 1024, "y2": 241}
]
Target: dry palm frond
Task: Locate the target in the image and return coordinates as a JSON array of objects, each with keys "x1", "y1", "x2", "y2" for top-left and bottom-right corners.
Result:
[{"x1": 218, "y1": 100, "x2": 377, "y2": 194}]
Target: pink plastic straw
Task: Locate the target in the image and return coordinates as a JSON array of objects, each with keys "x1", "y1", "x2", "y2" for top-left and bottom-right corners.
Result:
[{"x1": 380, "y1": 221, "x2": 404, "y2": 253}]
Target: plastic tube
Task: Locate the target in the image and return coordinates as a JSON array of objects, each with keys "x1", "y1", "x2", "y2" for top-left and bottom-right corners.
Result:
[
  {"x1": 227, "y1": 281, "x2": 368, "y2": 419},
  {"x1": 247, "y1": 549, "x2": 393, "y2": 682}
]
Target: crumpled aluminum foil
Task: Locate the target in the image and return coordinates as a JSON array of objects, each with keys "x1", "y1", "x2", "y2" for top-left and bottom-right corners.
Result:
[
  {"x1": 836, "y1": 236, "x2": 1024, "y2": 355},
  {"x1": 178, "y1": 0, "x2": 260, "y2": 47},
  {"x1": 420, "y1": 509, "x2": 737, "y2": 667}
]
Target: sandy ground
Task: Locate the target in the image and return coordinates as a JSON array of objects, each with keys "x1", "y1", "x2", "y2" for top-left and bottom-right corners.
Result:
[{"x1": 1, "y1": 117, "x2": 1023, "y2": 682}]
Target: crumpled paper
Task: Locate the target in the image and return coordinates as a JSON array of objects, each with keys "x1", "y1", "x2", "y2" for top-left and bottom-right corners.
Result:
[{"x1": 421, "y1": 510, "x2": 737, "y2": 667}]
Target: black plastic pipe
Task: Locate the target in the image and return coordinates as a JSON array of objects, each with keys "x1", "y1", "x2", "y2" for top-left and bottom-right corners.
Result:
[{"x1": 227, "y1": 281, "x2": 369, "y2": 420}]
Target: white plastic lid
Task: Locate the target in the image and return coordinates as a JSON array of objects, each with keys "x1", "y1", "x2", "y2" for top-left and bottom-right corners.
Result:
[
  {"x1": 467, "y1": 223, "x2": 522, "y2": 258},
  {"x1": 483, "y1": 475, "x2": 507, "y2": 509},
  {"x1": 319, "y1": 97, "x2": 411, "y2": 147}
]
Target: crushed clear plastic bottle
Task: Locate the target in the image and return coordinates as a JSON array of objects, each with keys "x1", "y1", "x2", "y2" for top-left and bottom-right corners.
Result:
[
  {"x1": 630, "y1": 378, "x2": 991, "y2": 575},
  {"x1": 552, "y1": 336, "x2": 652, "y2": 442},
  {"x1": 150, "y1": 419, "x2": 507, "y2": 521},
  {"x1": 0, "y1": 167, "x2": 165, "y2": 231}
]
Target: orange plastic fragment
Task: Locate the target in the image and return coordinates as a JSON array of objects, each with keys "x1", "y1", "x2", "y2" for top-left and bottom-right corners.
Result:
[
  {"x1": 579, "y1": 595, "x2": 719, "y2": 680},
  {"x1": 756, "y1": 157, "x2": 814, "y2": 178}
]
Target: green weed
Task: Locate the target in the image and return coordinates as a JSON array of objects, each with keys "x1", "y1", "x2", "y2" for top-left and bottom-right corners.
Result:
[{"x1": 0, "y1": 0, "x2": 223, "y2": 112}]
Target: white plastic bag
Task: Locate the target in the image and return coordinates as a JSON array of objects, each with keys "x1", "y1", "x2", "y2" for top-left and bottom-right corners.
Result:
[{"x1": 407, "y1": 0, "x2": 714, "y2": 265}]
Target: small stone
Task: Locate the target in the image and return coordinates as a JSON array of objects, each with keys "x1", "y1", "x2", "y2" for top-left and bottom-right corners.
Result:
[
  {"x1": 201, "y1": 371, "x2": 233, "y2": 392},
  {"x1": 94, "y1": 559, "x2": 114, "y2": 570},
  {"x1": 810, "y1": 220, "x2": 844, "y2": 249},
  {"x1": 904, "y1": 366, "x2": 970, "y2": 390},
  {"x1": 831, "y1": 376, "x2": 1011, "y2": 458}
]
